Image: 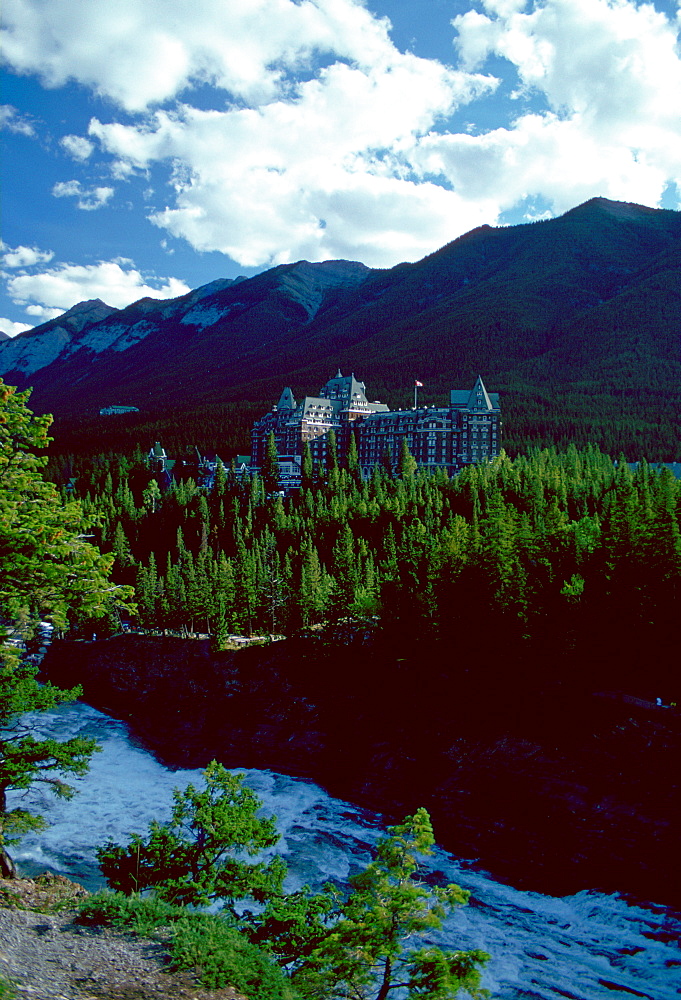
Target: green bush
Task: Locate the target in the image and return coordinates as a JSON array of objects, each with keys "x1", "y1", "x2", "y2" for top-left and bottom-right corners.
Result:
[
  {"x1": 77, "y1": 893, "x2": 297, "y2": 998},
  {"x1": 76, "y1": 891, "x2": 186, "y2": 934},
  {"x1": 171, "y1": 914, "x2": 297, "y2": 999},
  {"x1": 0, "y1": 975, "x2": 17, "y2": 1000}
]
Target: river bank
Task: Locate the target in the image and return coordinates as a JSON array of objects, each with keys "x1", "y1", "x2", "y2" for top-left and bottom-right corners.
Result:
[
  {"x1": 40, "y1": 630, "x2": 681, "y2": 908},
  {"x1": 0, "y1": 875, "x2": 245, "y2": 999}
]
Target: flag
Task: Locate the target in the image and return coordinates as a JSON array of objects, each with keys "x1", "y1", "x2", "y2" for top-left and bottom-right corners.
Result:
[{"x1": 415, "y1": 380, "x2": 423, "y2": 387}]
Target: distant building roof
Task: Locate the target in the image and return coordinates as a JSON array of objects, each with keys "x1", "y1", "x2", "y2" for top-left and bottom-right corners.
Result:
[
  {"x1": 99, "y1": 404, "x2": 139, "y2": 415},
  {"x1": 450, "y1": 376, "x2": 500, "y2": 411},
  {"x1": 277, "y1": 387, "x2": 296, "y2": 410}
]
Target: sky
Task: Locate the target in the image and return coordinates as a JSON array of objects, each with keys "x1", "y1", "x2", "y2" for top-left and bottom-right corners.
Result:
[{"x1": 1, "y1": 0, "x2": 680, "y2": 336}]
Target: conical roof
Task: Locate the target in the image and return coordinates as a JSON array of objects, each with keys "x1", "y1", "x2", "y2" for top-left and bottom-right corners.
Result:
[
  {"x1": 467, "y1": 375, "x2": 494, "y2": 411},
  {"x1": 277, "y1": 387, "x2": 296, "y2": 410}
]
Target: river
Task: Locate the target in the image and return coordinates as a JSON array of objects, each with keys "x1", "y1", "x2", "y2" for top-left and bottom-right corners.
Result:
[{"x1": 7, "y1": 701, "x2": 680, "y2": 1000}]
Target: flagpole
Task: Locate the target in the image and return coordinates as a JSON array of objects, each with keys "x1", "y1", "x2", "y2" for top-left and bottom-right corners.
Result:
[{"x1": 414, "y1": 382, "x2": 418, "y2": 408}]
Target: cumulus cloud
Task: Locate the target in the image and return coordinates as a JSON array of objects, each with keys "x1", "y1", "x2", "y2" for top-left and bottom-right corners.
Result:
[
  {"x1": 3, "y1": 0, "x2": 681, "y2": 271},
  {"x1": 0, "y1": 103, "x2": 36, "y2": 136},
  {"x1": 88, "y1": 55, "x2": 496, "y2": 266},
  {"x1": 52, "y1": 179, "x2": 115, "y2": 210},
  {"x1": 5, "y1": 258, "x2": 191, "y2": 322},
  {"x1": 0, "y1": 317, "x2": 33, "y2": 338},
  {"x1": 0, "y1": 0, "x2": 420, "y2": 112},
  {"x1": 436, "y1": 0, "x2": 681, "y2": 213},
  {"x1": 2, "y1": 243, "x2": 55, "y2": 268},
  {"x1": 1, "y1": 0, "x2": 499, "y2": 266},
  {"x1": 60, "y1": 134, "x2": 94, "y2": 160}
]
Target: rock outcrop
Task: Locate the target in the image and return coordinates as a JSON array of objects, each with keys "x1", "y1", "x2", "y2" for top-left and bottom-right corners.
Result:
[{"x1": 41, "y1": 631, "x2": 681, "y2": 907}]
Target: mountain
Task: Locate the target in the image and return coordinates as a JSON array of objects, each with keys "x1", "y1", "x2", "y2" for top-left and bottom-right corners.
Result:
[
  {"x1": 0, "y1": 298, "x2": 118, "y2": 379},
  {"x1": 2, "y1": 198, "x2": 680, "y2": 457},
  {"x1": 0, "y1": 262, "x2": 371, "y2": 411}
]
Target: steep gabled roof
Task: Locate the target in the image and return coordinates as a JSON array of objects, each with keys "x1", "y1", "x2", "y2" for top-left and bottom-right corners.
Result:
[
  {"x1": 277, "y1": 387, "x2": 296, "y2": 410},
  {"x1": 450, "y1": 376, "x2": 500, "y2": 411},
  {"x1": 468, "y1": 375, "x2": 494, "y2": 411},
  {"x1": 320, "y1": 370, "x2": 368, "y2": 402}
]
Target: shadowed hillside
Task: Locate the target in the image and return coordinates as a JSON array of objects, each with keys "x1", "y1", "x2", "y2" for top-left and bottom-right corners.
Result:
[{"x1": 2, "y1": 197, "x2": 680, "y2": 458}]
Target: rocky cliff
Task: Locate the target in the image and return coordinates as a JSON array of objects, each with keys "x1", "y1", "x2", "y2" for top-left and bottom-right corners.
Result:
[{"x1": 41, "y1": 630, "x2": 681, "y2": 908}]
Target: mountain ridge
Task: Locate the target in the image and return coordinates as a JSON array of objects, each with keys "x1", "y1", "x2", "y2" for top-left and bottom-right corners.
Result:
[{"x1": 2, "y1": 197, "x2": 680, "y2": 456}]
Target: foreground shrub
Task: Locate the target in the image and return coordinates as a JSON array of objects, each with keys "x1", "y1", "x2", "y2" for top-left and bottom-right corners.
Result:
[
  {"x1": 97, "y1": 763, "x2": 285, "y2": 911},
  {"x1": 171, "y1": 913, "x2": 297, "y2": 998},
  {"x1": 78, "y1": 893, "x2": 296, "y2": 998},
  {"x1": 77, "y1": 891, "x2": 186, "y2": 934},
  {"x1": 0, "y1": 975, "x2": 17, "y2": 1000}
]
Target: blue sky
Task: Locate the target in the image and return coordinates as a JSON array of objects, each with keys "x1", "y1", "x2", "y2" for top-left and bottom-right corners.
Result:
[{"x1": 2, "y1": 0, "x2": 680, "y2": 336}]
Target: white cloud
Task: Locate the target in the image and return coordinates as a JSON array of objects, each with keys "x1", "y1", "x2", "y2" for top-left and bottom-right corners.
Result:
[
  {"x1": 88, "y1": 54, "x2": 496, "y2": 267},
  {"x1": 52, "y1": 179, "x2": 115, "y2": 210},
  {"x1": 24, "y1": 304, "x2": 63, "y2": 321},
  {"x1": 60, "y1": 134, "x2": 94, "y2": 160},
  {"x1": 5, "y1": 259, "x2": 191, "y2": 321},
  {"x1": 2, "y1": 243, "x2": 55, "y2": 268},
  {"x1": 0, "y1": 103, "x2": 36, "y2": 136},
  {"x1": 437, "y1": 0, "x2": 681, "y2": 213},
  {"x1": 3, "y1": 0, "x2": 680, "y2": 271},
  {"x1": 1, "y1": 0, "x2": 499, "y2": 266},
  {"x1": 0, "y1": 317, "x2": 33, "y2": 337},
  {"x1": 0, "y1": 0, "x2": 417, "y2": 112}
]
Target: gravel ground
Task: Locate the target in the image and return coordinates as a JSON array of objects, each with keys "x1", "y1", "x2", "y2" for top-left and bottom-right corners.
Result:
[{"x1": 0, "y1": 876, "x2": 246, "y2": 1000}]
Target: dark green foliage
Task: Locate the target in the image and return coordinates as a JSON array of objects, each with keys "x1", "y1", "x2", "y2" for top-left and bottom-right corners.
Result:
[
  {"x1": 0, "y1": 382, "x2": 133, "y2": 635},
  {"x1": 97, "y1": 762, "x2": 285, "y2": 911},
  {"x1": 77, "y1": 893, "x2": 297, "y2": 998},
  {"x1": 91, "y1": 769, "x2": 487, "y2": 1000},
  {"x1": 263, "y1": 432, "x2": 281, "y2": 496},
  {"x1": 45, "y1": 401, "x2": 262, "y2": 467},
  {"x1": 255, "y1": 809, "x2": 490, "y2": 1000},
  {"x1": 76, "y1": 891, "x2": 186, "y2": 934},
  {"x1": 0, "y1": 382, "x2": 133, "y2": 875},
  {"x1": 0, "y1": 974, "x2": 17, "y2": 999},
  {"x1": 398, "y1": 437, "x2": 417, "y2": 478},
  {"x1": 171, "y1": 914, "x2": 298, "y2": 998},
  {"x1": 55, "y1": 440, "x2": 681, "y2": 701}
]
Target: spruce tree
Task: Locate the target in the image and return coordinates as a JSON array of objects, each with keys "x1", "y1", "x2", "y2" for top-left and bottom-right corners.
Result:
[
  {"x1": 0, "y1": 381, "x2": 133, "y2": 876},
  {"x1": 263, "y1": 432, "x2": 280, "y2": 497}
]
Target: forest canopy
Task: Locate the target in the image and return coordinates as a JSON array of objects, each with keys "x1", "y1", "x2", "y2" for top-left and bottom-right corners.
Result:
[{"x1": 54, "y1": 440, "x2": 680, "y2": 704}]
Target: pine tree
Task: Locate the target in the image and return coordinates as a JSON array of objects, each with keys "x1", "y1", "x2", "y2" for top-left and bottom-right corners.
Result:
[
  {"x1": 398, "y1": 437, "x2": 417, "y2": 478},
  {"x1": 0, "y1": 381, "x2": 133, "y2": 876},
  {"x1": 258, "y1": 809, "x2": 490, "y2": 1000},
  {"x1": 325, "y1": 430, "x2": 338, "y2": 476},
  {"x1": 113, "y1": 521, "x2": 134, "y2": 570},
  {"x1": 301, "y1": 442, "x2": 313, "y2": 490},
  {"x1": 263, "y1": 432, "x2": 280, "y2": 497},
  {"x1": 97, "y1": 763, "x2": 285, "y2": 911},
  {"x1": 345, "y1": 431, "x2": 360, "y2": 481}
]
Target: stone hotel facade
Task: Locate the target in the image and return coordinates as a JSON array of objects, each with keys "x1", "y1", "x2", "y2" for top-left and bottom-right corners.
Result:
[{"x1": 251, "y1": 371, "x2": 501, "y2": 485}]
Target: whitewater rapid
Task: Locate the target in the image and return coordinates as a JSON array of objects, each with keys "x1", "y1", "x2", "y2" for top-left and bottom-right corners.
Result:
[{"x1": 7, "y1": 702, "x2": 680, "y2": 1000}]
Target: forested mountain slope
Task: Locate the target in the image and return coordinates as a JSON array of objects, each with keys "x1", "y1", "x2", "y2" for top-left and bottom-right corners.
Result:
[{"x1": 3, "y1": 197, "x2": 680, "y2": 458}]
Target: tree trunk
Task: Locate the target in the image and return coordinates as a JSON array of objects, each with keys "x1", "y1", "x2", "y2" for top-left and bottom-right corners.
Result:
[{"x1": 375, "y1": 955, "x2": 392, "y2": 1000}]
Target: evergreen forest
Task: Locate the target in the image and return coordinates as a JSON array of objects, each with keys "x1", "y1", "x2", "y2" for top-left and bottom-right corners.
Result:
[{"x1": 53, "y1": 441, "x2": 680, "y2": 705}]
